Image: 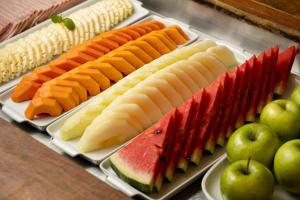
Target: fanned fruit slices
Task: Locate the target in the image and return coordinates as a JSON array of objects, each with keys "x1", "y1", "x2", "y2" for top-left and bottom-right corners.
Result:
[
  {"x1": 109, "y1": 46, "x2": 297, "y2": 193},
  {"x1": 23, "y1": 22, "x2": 190, "y2": 119},
  {"x1": 12, "y1": 20, "x2": 166, "y2": 103},
  {"x1": 58, "y1": 40, "x2": 222, "y2": 141}
]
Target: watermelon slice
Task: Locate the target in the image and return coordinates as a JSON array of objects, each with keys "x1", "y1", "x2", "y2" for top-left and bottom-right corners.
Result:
[
  {"x1": 235, "y1": 62, "x2": 251, "y2": 128},
  {"x1": 245, "y1": 55, "x2": 261, "y2": 122},
  {"x1": 225, "y1": 65, "x2": 246, "y2": 138},
  {"x1": 165, "y1": 99, "x2": 194, "y2": 181},
  {"x1": 257, "y1": 49, "x2": 273, "y2": 112},
  {"x1": 216, "y1": 72, "x2": 235, "y2": 146},
  {"x1": 110, "y1": 109, "x2": 176, "y2": 193},
  {"x1": 274, "y1": 46, "x2": 297, "y2": 95},
  {"x1": 177, "y1": 90, "x2": 204, "y2": 172},
  {"x1": 204, "y1": 79, "x2": 225, "y2": 153},
  {"x1": 266, "y1": 46, "x2": 279, "y2": 102}
]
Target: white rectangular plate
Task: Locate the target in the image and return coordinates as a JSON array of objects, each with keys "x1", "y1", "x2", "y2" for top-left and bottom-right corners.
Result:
[
  {"x1": 0, "y1": 0, "x2": 150, "y2": 130},
  {"x1": 100, "y1": 74, "x2": 300, "y2": 200},
  {"x1": 46, "y1": 40, "x2": 248, "y2": 165}
]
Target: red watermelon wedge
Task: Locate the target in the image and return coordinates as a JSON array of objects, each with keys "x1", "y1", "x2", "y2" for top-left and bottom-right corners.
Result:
[
  {"x1": 235, "y1": 62, "x2": 251, "y2": 128},
  {"x1": 257, "y1": 49, "x2": 273, "y2": 112},
  {"x1": 204, "y1": 79, "x2": 225, "y2": 153},
  {"x1": 110, "y1": 109, "x2": 176, "y2": 193},
  {"x1": 177, "y1": 90, "x2": 205, "y2": 172},
  {"x1": 267, "y1": 46, "x2": 279, "y2": 102},
  {"x1": 217, "y1": 72, "x2": 235, "y2": 146},
  {"x1": 165, "y1": 99, "x2": 194, "y2": 180},
  {"x1": 245, "y1": 55, "x2": 261, "y2": 121},
  {"x1": 274, "y1": 46, "x2": 297, "y2": 95}
]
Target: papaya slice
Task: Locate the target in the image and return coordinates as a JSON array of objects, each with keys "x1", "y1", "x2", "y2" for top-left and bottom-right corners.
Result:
[
  {"x1": 121, "y1": 46, "x2": 153, "y2": 63},
  {"x1": 49, "y1": 58, "x2": 81, "y2": 71},
  {"x1": 149, "y1": 20, "x2": 166, "y2": 29},
  {"x1": 25, "y1": 98, "x2": 63, "y2": 120},
  {"x1": 100, "y1": 57, "x2": 135, "y2": 75},
  {"x1": 37, "y1": 85, "x2": 80, "y2": 105},
  {"x1": 11, "y1": 81, "x2": 41, "y2": 102},
  {"x1": 113, "y1": 31, "x2": 132, "y2": 41},
  {"x1": 92, "y1": 38, "x2": 119, "y2": 50},
  {"x1": 129, "y1": 41, "x2": 161, "y2": 59},
  {"x1": 171, "y1": 25, "x2": 189, "y2": 40},
  {"x1": 162, "y1": 26, "x2": 187, "y2": 45},
  {"x1": 60, "y1": 74, "x2": 100, "y2": 96},
  {"x1": 101, "y1": 33, "x2": 128, "y2": 45},
  {"x1": 33, "y1": 65, "x2": 66, "y2": 78},
  {"x1": 46, "y1": 79, "x2": 88, "y2": 102},
  {"x1": 81, "y1": 61, "x2": 123, "y2": 82},
  {"x1": 119, "y1": 28, "x2": 141, "y2": 39},
  {"x1": 60, "y1": 51, "x2": 96, "y2": 64},
  {"x1": 72, "y1": 68, "x2": 110, "y2": 90},
  {"x1": 83, "y1": 40, "x2": 110, "y2": 54},
  {"x1": 71, "y1": 45, "x2": 104, "y2": 58},
  {"x1": 139, "y1": 35, "x2": 171, "y2": 54},
  {"x1": 135, "y1": 24, "x2": 152, "y2": 33},
  {"x1": 141, "y1": 22, "x2": 161, "y2": 30},
  {"x1": 111, "y1": 51, "x2": 145, "y2": 68},
  {"x1": 34, "y1": 88, "x2": 77, "y2": 111},
  {"x1": 149, "y1": 31, "x2": 177, "y2": 50},
  {"x1": 23, "y1": 73, "x2": 52, "y2": 84},
  {"x1": 128, "y1": 26, "x2": 147, "y2": 35}
]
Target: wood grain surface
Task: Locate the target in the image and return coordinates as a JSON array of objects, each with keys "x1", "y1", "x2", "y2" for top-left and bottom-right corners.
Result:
[
  {"x1": 205, "y1": 0, "x2": 300, "y2": 41},
  {"x1": 0, "y1": 118, "x2": 130, "y2": 200}
]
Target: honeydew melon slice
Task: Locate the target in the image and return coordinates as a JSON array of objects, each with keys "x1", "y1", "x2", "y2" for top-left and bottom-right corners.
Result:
[
  {"x1": 206, "y1": 45, "x2": 238, "y2": 68},
  {"x1": 190, "y1": 52, "x2": 228, "y2": 77},
  {"x1": 79, "y1": 119, "x2": 138, "y2": 152},
  {"x1": 105, "y1": 93, "x2": 163, "y2": 123},
  {"x1": 154, "y1": 72, "x2": 193, "y2": 100},
  {"x1": 130, "y1": 86, "x2": 174, "y2": 114},
  {"x1": 166, "y1": 67, "x2": 199, "y2": 93}
]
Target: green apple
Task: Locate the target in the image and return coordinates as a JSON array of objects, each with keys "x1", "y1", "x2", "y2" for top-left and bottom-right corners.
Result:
[
  {"x1": 220, "y1": 159, "x2": 275, "y2": 200},
  {"x1": 226, "y1": 123, "x2": 280, "y2": 167},
  {"x1": 274, "y1": 139, "x2": 300, "y2": 194},
  {"x1": 291, "y1": 85, "x2": 300, "y2": 107},
  {"x1": 260, "y1": 99, "x2": 300, "y2": 141}
]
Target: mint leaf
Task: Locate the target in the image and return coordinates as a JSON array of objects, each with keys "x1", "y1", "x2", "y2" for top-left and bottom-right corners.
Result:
[
  {"x1": 50, "y1": 15, "x2": 63, "y2": 23},
  {"x1": 63, "y1": 18, "x2": 75, "y2": 31}
]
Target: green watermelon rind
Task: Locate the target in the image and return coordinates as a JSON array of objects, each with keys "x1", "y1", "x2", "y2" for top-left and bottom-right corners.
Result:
[{"x1": 109, "y1": 157, "x2": 153, "y2": 194}]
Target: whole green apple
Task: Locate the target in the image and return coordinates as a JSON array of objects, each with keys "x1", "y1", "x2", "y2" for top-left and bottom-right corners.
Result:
[
  {"x1": 291, "y1": 85, "x2": 300, "y2": 107},
  {"x1": 274, "y1": 139, "x2": 300, "y2": 194},
  {"x1": 226, "y1": 123, "x2": 280, "y2": 167},
  {"x1": 260, "y1": 99, "x2": 300, "y2": 141},
  {"x1": 220, "y1": 159, "x2": 275, "y2": 200}
]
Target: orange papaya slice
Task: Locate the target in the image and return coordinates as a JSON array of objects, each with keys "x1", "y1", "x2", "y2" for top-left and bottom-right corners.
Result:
[
  {"x1": 139, "y1": 35, "x2": 171, "y2": 54},
  {"x1": 25, "y1": 98, "x2": 63, "y2": 119},
  {"x1": 162, "y1": 26, "x2": 187, "y2": 45},
  {"x1": 128, "y1": 40, "x2": 161, "y2": 59},
  {"x1": 11, "y1": 81, "x2": 41, "y2": 102},
  {"x1": 92, "y1": 38, "x2": 119, "y2": 50},
  {"x1": 149, "y1": 31, "x2": 177, "y2": 50},
  {"x1": 121, "y1": 46, "x2": 153, "y2": 63},
  {"x1": 49, "y1": 58, "x2": 81, "y2": 71},
  {"x1": 99, "y1": 57, "x2": 135, "y2": 75},
  {"x1": 110, "y1": 51, "x2": 145, "y2": 69}
]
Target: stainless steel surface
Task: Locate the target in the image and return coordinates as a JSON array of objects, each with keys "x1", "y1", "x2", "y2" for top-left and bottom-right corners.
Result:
[{"x1": 1, "y1": 0, "x2": 299, "y2": 199}]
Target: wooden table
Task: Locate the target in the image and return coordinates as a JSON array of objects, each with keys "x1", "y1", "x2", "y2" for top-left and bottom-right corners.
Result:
[
  {"x1": 205, "y1": 0, "x2": 300, "y2": 41},
  {"x1": 0, "y1": 118, "x2": 130, "y2": 200}
]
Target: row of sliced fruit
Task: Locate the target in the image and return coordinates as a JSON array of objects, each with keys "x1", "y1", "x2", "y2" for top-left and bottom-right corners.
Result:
[
  {"x1": 0, "y1": 0, "x2": 133, "y2": 84},
  {"x1": 58, "y1": 40, "x2": 238, "y2": 153},
  {"x1": 108, "y1": 46, "x2": 297, "y2": 193},
  {"x1": 11, "y1": 20, "x2": 189, "y2": 119}
]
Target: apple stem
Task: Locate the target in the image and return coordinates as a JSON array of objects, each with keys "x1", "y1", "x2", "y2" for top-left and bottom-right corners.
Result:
[{"x1": 246, "y1": 156, "x2": 251, "y2": 175}]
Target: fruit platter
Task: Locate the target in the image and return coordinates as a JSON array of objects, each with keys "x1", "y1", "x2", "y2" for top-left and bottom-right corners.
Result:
[{"x1": 0, "y1": 0, "x2": 299, "y2": 199}]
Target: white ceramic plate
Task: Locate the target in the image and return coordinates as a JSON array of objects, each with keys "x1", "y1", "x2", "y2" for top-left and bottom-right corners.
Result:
[{"x1": 202, "y1": 155, "x2": 299, "y2": 200}]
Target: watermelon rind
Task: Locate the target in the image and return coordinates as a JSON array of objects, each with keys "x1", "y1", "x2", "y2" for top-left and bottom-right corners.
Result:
[{"x1": 109, "y1": 155, "x2": 153, "y2": 194}]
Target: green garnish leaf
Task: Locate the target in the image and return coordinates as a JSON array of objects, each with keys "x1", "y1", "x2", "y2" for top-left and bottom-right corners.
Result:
[
  {"x1": 50, "y1": 15, "x2": 63, "y2": 23},
  {"x1": 63, "y1": 18, "x2": 75, "y2": 31}
]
